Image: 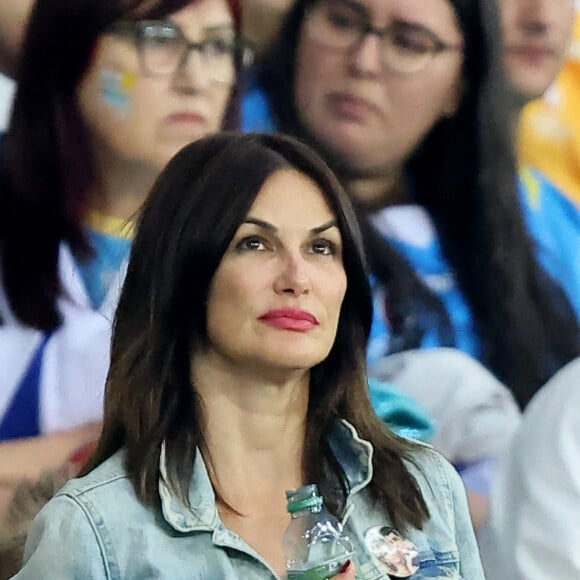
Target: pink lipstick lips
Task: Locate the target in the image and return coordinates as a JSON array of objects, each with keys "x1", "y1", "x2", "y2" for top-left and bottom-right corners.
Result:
[{"x1": 259, "y1": 308, "x2": 319, "y2": 332}]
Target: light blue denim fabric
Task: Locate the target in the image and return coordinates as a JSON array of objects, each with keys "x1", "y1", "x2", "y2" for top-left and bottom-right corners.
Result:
[{"x1": 13, "y1": 420, "x2": 484, "y2": 579}]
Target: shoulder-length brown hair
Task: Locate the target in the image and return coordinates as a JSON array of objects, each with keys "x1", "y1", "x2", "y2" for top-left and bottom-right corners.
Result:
[{"x1": 84, "y1": 132, "x2": 429, "y2": 531}]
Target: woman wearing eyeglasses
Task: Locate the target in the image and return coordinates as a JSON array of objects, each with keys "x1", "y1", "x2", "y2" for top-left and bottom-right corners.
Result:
[
  {"x1": 256, "y1": 0, "x2": 578, "y2": 409},
  {"x1": 246, "y1": 0, "x2": 579, "y2": 530},
  {"x1": 0, "y1": 0, "x2": 250, "y2": 495}
]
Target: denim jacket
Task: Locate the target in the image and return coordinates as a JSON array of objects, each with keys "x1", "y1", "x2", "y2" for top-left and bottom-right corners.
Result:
[{"x1": 13, "y1": 420, "x2": 484, "y2": 579}]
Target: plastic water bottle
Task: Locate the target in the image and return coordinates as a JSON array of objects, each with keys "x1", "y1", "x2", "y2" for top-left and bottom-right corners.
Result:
[{"x1": 283, "y1": 484, "x2": 355, "y2": 579}]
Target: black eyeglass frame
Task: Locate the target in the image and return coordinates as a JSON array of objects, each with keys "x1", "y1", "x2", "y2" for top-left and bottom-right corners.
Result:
[
  {"x1": 107, "y1": 19, "x2": 254, "y2": 81},
  {"x1": 304, "y1": 0, "x2": 463, "y2": 75}
]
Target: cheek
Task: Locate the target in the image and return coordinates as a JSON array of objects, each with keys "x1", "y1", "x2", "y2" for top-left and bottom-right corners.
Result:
[
  {"x1": 556, "y1": 12, "x2": 575, "y2": 52},
  {"x1": 205, "y1": 272, "x2": 255, "y2": 346},
  {"x1": 205, "y1": 283, "x2": 231, "y2": 343},
  {"x1": 207, "y1": 271, "x2": 247, "y2": 321},
  {"x1": 85, "y1": 37, "x2": 142, "y2": 119},
  {"x1": 397, "y1": 69, "x2": 461, "y2": 123},
  {"x1": 295, "y1": 39, "x2": 332, "y2": 109},
  {"x1": 88, "y1": 75, "x2": 163, "y2": 155},
  {"x1": 77, "y1": 71, "x2": 137, "y2": 148},
  {"x1": 499, "y1": 0, "x2": 518, "y2": 38},
  {"x1": 98, "y1": 70, "x2": 140, "y2": 119},
  {"x1": 325, "y1": 272, "x2": 348, "y2": 321},
  {"x1": 208, "y1": 85, "x2": 234, "y2": 131}
]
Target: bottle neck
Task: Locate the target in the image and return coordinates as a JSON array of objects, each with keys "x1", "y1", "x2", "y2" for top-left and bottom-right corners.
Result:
[
  {"x1": 287, "y1": 493, "x2": 324, "y2": 517},
  {"x1": 290, "y1": 505, "x2": 323, "y2": 518}
]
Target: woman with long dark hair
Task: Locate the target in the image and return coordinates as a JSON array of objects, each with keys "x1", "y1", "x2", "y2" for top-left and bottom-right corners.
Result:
[{"x1": 14, "y1": 132, "x2": 484, "y2": 579}]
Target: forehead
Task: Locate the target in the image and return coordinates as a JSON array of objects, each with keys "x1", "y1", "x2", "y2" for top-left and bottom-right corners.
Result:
[
  {"x1": 499, "y1": 0, "x2": 574, "y2": 11},
  {"x1": 169, "y1": 0, "x2": 234, "y2": 33},
  {"x1": 247, "y1": 169, "x2": 338, "y2": 228},
  {"x1": 340, "y1": 0, "x2": 461, "y2": 35}
]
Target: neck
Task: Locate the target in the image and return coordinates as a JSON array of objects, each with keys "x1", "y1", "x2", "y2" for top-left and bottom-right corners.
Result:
[
  {"x1": 345, "y1": 166, "x2": 410, "y2": 211},
  {"x1": 91, "y1": 149, "x2": 159, "y2": 220},
  {"x1": 192, "y1": 354, "x2": 309, "y2": 513}
]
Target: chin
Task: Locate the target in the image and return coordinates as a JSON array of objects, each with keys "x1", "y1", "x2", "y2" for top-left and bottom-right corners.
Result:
[
  {"x1": 263, "y1": 347, "x2": 330, "y2": 371},
  {"x1": 315, "y1": 136, "x2": 377, "y2": 176},
  {"x1": 510, "y1": 73, "x2": 556, "y2": 105}
]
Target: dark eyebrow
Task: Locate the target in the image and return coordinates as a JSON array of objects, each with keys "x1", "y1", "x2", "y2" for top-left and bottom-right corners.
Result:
[
  {"x1": 334, "y1": 0, "x2": 446, "y2": 43},
  {"x1": 243, "y1": 218, "x2": 339, "y2": 235},
  {"x1": 243, "y1": 218, "x2": 278, "y2": 232},
  {"x1": 201, "y1": 24, "x2": 235, "y2": 36},
  {"x1": 311, "y1": 220, "x2": 339, "y2": 235},
  {"x1": 164, "y1": 20, "x2": 234, "y2": 34},
  {"x1": 335, "y1": 0, "x2": 370, "y2": 19},
  {"x1": 391, "y1": 19, "x2": 443, "y2": 39}
]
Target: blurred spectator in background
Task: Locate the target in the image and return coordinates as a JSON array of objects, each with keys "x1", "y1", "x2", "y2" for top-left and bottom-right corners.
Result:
[
  {"x1": 516, "y1": 1, "x2": 580, "y2": 206},
  {"x1": 247, "y1": 0, "x2": 538, "y2": 528},
  {"x1": 499, "y1": 0, "x2": 580, "y2": 341},
  {"x1": 485, "y1": 356, "x2": 580, "y2": 579},
  {"x1": 0, "y1": 0, "x2": 247, "y2": 497},
  {"x1": 0, "y1": 440, "x2": 96, "y2": 580},
  {"x1": 254, "y1": 0, "x2": 578, "y2": 406},
  {"x1": 0, "y1": 0, "x2": 29, "y2": 77}
]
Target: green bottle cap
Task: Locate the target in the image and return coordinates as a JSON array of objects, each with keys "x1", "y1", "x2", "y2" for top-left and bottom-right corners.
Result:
[{"x1": 287, "y1": 495, "x2": 324, "y2": 514}]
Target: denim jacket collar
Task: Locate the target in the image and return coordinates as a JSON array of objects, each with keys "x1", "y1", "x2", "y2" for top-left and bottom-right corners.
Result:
[
  {"x1": 327, "y1": 419, "x2": 374, "y2": 497},
  {"x1": 159, "y1": 445, "x2": 219, "y2": 533},
  {"x1": 158, "y1": 419, "x2": 374, "y2": 534}
]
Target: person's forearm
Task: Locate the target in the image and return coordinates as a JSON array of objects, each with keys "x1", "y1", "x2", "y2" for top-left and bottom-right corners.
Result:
[
  {"x1": 0, "y1": 0, "x2": 34, "y2": 76},
  {"x1": 0, "y1": 422, "x2": 101, "y2": 482},
  {"x1": 466, "y1": 490, "x2": 488, "y2": 532}
]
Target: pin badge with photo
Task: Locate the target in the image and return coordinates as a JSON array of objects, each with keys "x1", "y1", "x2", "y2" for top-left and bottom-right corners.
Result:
[{"x1": 363, "y1": 526, "x2": 420, "y2": 578}]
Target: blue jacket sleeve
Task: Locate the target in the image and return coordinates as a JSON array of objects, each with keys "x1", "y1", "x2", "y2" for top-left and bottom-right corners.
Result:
[
  {"x1": 12, "y1": 495, "x2": 111, "y2": 580},
  {"x1": 441, "y1": 458, "x2": 486, "y2": 579}
]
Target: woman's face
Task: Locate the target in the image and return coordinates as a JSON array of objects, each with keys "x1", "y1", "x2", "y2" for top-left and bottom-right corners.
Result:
[
  {"x1": 201, "y1": 169, "x2": 347, "y2": 376},
  {"x1": 77, "y1": 0, "x2": 235, "y2": 172},
  {"x1": 294, "y1": 0, "x2": 464, "y2": 178}
]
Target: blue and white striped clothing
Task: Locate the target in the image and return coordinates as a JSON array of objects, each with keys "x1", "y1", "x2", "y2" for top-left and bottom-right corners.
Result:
[{"x1": 0, "y1": 245, "x2": 125, "y2": 441}]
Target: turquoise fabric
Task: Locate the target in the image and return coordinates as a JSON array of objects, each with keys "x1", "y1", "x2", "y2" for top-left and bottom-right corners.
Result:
[
  {"x1": 368, "y1": 379, "x2": 434, "y2": 443},
  {"x1": 75, "y1": 227, "x2": 132, "y2": 310}
]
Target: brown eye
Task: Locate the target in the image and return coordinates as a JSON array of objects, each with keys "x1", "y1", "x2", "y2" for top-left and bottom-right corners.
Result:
[
  {"x1": 203, "y1": 36, "x2": 236, "y2": 57},
  {"x1": 391, "y1": 30, "x2": 434, "y2": 54},
  {"x1": 326, "y1": 8, "x2": 361, "y2": 32},
  {"x1": 311, "y1": 239, "x2": 337, "y2": 255},
  {"x1": 235, "y1": 236, "x2": 268, "y2": 252}
]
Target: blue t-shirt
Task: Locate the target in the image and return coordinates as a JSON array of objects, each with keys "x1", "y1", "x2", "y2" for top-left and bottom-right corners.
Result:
[{"x1": 76, "y1": 226, "x2": 132, "y2": 310}]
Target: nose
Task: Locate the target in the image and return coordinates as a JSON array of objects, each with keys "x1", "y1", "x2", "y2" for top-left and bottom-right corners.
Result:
[
  {"x1": 518, "y1": 0, "x2": 551, "y2": 35},
  {"x1": 348, "y1": 33, "x2": 383, "y2": 77},
  {"x1": 172, "y1": 48, "x2": 211, "y2": 92},
  {"x1": 273, "y1": 252, "x2": 312, "y2": 296}
]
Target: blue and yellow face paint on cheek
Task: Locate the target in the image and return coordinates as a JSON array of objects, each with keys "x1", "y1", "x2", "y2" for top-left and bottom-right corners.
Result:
[{"x1": 99, "y1": 70, "x2": 138, "y2": 116}]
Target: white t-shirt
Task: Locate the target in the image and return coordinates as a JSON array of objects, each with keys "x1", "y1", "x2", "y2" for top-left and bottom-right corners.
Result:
[{"x1": 484, "y1": 357, "x2": 580, "y2": 579}]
